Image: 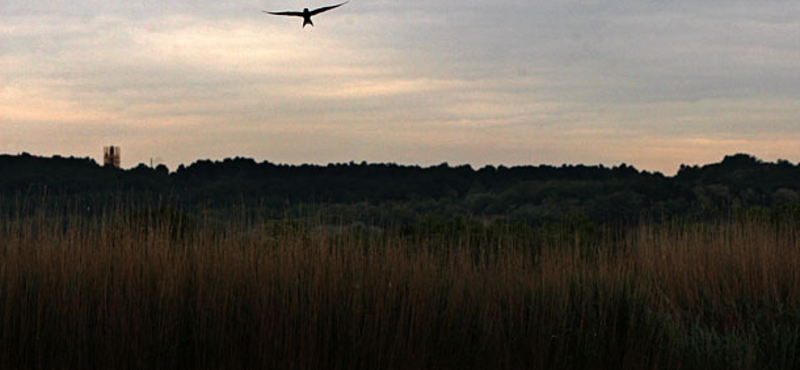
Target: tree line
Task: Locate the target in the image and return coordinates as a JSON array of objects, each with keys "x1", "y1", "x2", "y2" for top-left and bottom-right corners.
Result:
[{"x1": 1, "y1": 153, "x2": 799, "y2": 224}]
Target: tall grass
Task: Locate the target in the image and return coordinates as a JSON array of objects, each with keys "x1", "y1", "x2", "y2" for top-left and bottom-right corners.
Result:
[{"x1": 1, "y1": 202, "x2": 799, "y2": 369}]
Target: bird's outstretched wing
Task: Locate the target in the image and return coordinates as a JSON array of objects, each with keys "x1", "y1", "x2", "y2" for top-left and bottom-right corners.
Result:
[
  {"x1": 264, "y1": 10, "x2": 304, "y2": 17},
  {"x1": 309, "y1": 1, "x2": 348, "y2": 16}
]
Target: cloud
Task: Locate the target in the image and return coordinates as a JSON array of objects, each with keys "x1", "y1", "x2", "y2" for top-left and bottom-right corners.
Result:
[{"x1": 1, "y1": 0, "x2": 799, "y2": 173}]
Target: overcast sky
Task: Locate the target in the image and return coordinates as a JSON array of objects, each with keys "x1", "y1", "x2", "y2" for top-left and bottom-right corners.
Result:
[{"x1": 2, "y1": 0, "x2": 798, "y2": 173}]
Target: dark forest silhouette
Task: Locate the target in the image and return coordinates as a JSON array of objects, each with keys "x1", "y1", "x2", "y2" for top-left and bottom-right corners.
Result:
[{"x1": 2, "y1": 153, "x2": 799, "y2": 224}]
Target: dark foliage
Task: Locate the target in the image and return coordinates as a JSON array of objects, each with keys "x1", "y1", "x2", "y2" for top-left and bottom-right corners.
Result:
[{"x1": 2, "y1": 152, "x2": 799, "y2": 224}]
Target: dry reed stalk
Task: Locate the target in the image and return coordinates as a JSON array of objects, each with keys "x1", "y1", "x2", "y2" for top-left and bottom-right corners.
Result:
[{"x1": 0, "y1": 205, "x2": 798, "y2": 369}]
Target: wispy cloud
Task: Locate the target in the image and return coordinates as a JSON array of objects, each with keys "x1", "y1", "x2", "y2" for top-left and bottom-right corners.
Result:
[{"x1": 2, "y1": 0, "x2": 799, "y2": 173}]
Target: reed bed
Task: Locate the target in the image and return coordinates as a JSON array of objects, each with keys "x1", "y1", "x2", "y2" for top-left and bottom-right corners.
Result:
[{"x1": 1, "y1": 205, "x2": 799, "y2": 369}]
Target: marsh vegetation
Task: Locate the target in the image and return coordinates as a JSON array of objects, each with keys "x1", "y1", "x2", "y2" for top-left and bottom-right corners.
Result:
[{"x1": 1, "y1": 200, "x2": 798, "y2": 369}]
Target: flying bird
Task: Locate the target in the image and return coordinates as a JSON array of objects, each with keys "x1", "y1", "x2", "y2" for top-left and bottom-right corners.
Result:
[{"x1": 264, "y1": 1, "x2": 349, "y2": 28}]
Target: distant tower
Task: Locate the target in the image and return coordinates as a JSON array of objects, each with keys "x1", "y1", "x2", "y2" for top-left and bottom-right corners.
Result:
[{"x1": 104, "y1": 146, "x2": 121, "y2": 168}]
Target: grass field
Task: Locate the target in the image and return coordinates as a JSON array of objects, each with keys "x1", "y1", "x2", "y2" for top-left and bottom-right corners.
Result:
[{"x1": 1, "y1": 203, "x2": 799, "y2": 369}]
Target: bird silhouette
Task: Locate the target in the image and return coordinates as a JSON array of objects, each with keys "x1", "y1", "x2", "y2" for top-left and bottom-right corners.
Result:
[{"x1": 264, "y1": 2, "x2": 349, "y2": 28}]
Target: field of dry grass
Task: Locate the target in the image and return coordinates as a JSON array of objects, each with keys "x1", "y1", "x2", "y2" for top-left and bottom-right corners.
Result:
[{"x1": 1, "y1": 204, "x2": 799, "y2": 369}]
